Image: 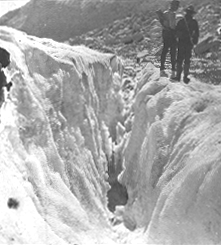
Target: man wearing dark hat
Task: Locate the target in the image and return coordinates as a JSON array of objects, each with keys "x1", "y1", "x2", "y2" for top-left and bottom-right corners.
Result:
[
  {"x1": 159, "y1": 0, "x2": 180, "y2": 78},
  {"x1": 172, "y1": 5, "x2": 199, "y2": 83}
]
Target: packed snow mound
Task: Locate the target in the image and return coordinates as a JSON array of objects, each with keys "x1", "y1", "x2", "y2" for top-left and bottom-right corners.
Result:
[
  {"x1": 0, "y1": 26, "x2": 124, "y2": 244},
  {"x1": 119, "y1": 63, "x2": 221, "y2": 244}
]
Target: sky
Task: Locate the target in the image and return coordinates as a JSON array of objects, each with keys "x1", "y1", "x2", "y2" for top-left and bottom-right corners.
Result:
[{"x1": 0, "y1": 0, "x2": 30, "y2": 17}]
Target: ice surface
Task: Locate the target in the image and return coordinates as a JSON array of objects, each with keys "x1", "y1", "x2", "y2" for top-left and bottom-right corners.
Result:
[
  {"x1": 120, "y1": 63, "x2": 221, "y2": 244},
  {"x1": 1, "y1": 26, "x2": 221, "y2": 245},
  {"x1": 0, "y1": 27, "x2": 123, "y2": 244}
]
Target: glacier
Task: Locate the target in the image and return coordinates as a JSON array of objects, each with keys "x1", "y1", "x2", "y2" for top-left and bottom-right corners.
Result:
[
  {"x1": 120, "y1": 64, "x2": 221, "y2": 244},
  {"x1": 0, "y1": 27, "x2": 123, "y2": 245},
  {"x1": 1, "y1": 27, "x2": 221, "y2": 244}
]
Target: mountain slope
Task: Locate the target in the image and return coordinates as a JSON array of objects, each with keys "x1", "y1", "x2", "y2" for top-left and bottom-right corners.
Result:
[
  {"x1": 0, "y1": 0, "x2": 147, "y2": 41},
  {"x1": 0, "y1": 0, "x2": 218, "y2": 43}
]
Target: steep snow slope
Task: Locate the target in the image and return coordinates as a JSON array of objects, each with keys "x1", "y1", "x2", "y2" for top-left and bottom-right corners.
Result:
[
  {"x1": 120, "y1": 64, "x2": 221, "y2": 244},
  {"x1": 0, "y1": 26, "x2": 124, "y2": 244}
]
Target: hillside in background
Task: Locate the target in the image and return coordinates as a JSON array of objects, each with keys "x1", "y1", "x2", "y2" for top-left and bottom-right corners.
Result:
[
  {"x1": 0, "y1": 0, "x2": 218, "y2": 41},
  {"x1": 66, "y1": 0, "x2": 221, "y2": 85},
  {"x1": 0, "y1": 0, "x2": 150, "y2": 41},
  {"x1": 0, "y1": 0, "x2": 213, "y2": 42},
  {"x1": 1, "y1": 0, "x2": 220, "y2": 84}
]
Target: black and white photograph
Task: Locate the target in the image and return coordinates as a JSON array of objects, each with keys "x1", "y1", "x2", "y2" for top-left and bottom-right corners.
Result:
[{"x1": 0, "y1": 0, "x2": 220, "y2": 244}]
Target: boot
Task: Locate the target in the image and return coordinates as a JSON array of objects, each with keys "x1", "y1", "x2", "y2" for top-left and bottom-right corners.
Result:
[
  {"x1": 183, "y1": 77, "x2": 190, "y2": 84},
  {"x1": 160, "y1": 70, "x2": 168, "y2": 77},
  {"x1": 183, "y1": 64, "x2": 190, "y2": 84}
]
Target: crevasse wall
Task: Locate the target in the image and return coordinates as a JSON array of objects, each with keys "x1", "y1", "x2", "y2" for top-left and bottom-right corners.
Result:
[
  {"x1": 0, "y1": 27, "x2": 123, "y2": 244},
  {"x1": 119, "y1": 63, "x2": 221, "y2": 244},
  {"x1": 2, "y1": 27, "x2": 221, "y2": 245}
]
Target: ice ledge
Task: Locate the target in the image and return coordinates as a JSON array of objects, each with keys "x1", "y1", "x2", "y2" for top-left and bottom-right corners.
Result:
[
  {"x1": 120, "y1": 63, "x2": 221, "y2": 244},
  {"x1": 0, "y1": 27, "x2": 123, "y2": 244}
]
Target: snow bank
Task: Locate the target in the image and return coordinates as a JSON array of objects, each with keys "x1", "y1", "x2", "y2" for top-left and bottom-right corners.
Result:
[
  {"x1": 0, "y1": 27, "x2": 123, "y2": 244},
  {"x1": 120, "y1": 63, "x2": 221, "y2": 244}
]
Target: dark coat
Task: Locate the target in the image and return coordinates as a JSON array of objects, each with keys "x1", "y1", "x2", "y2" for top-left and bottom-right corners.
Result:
[
  {"x1": 0, "y1": 70, "x2": 7, "y2": 89},
  {"x1": 176, "y1": 15, "x2": 199, "y2": 46},
  {"x1": 0, "y1": 48, "x2": 10, "y2": 68}
]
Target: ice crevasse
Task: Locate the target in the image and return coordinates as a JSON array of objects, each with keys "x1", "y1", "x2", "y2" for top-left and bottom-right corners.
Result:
[
  {"x1": 0, "y1": 27, "x2": 124, "y2": 244},
  {"x1": 1, "y1": 26, "x2": 221, "y2": 245}
]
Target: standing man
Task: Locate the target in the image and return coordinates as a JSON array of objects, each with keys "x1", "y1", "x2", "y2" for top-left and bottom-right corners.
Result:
[
  {"x1": 173, "y1": 5, "x2": 199, "y2": 83},
  {"x1": 0, "y1": 48, "x2": 12, "y2": 105},
  {"x1": 159, "y1": 0, "x2": 180, "y2": 78}
]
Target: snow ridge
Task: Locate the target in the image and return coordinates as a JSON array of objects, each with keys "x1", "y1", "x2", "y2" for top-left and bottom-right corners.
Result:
[
  {"x1": 0, "y1": 27, "x2": 123, "y2": 244},
  {"x1": 120, "y1": 63, "x2": 221, "y2": 244}
]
